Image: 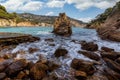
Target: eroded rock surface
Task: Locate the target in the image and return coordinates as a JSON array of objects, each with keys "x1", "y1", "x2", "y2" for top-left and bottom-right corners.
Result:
[{"x1": 53, "y1": 13, "x2": 72, "y2": 36}]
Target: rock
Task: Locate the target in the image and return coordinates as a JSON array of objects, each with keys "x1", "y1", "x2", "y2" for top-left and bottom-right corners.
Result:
[
  {"x1": 49, "y1": 44, "x2": 55, "y2": 46},
  {"x1": 81, "y1": 41, "x2": 98, "y2": 51},
  {"x1": 44, "y1": 38, "x2": 54, "y2": 42},
  {"x1": 87, "y1": 75, "x2": 108, "y2": 80},
  {"x1": 71, "y1": 58, "x2": 96, "y2": 75},
  {"x1": 116, "y1": 57, "x2": 120, "y2": 64},
  {"x1": 54, "y1": 48, "x2": 68, "y2": 57},
  {"x1": 30, "y1": 62, "x2": 48, "y2": 80},
  {"x1": 53, "y1": 13, "x2": 72, "y2": 36},
  {"x1": 100, "y1": 52, "x2": 118, "y2": 60},
  {"x1": 101, "y1": 47, "x2": 114, "y2": 52},
  {"x1": 78, "y1": 51, "x2": 100, "y2": 61},
  {"x1": 74, "y1": 71, "x2": 87, "y2": 80},
  {"x1": 0, "y1": 73, "x2": 6, "y2": 80},
  {"x1": 103, "y1": 68, "x2": 120, "y2": 80},
  {"x1": 104, "y1": 58, "x2": 120, "y2": 73},
  {"x1": 5, "y1": 59, "x2": 28, "y2": 77},
  {"x1": 47, "y1": 61, "x2": 60, "y2": 72},
  {"x1": 28, "y1": 47, "x2": 39, "y2": 53},
  {"x1": 16, "y1": 71, "x2": 26, "y2": 79}
]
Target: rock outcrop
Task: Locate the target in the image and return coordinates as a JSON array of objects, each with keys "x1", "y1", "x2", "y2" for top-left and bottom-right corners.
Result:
[{"x1": 53, "y1": 13, "x2": 72, "y2": 36}]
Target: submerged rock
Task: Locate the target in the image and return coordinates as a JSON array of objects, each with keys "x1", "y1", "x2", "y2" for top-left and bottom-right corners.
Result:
[
  {"x1": 81, "y1": 41, "x2": 98, "y2": 51},
  {"x1": 53, "y1": 13, "x2": 72, "y2": 36},
  {"x1": 54, "y1": 48, "x2": 68, "y2": 57}
]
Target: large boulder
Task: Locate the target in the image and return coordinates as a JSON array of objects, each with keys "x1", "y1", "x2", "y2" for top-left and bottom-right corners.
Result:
[
  {"x1": 71, "y1": 58, "x2": 96, "y2": 75},
  {"x1": 54, "y1": 48, "x2": 68, "y2": 57},
  {"x1": 53, "y1": 13, "x2": 72, "y2": 36},
  {"x1": 30, "y1": 62, "x2": 48, "y2": 80},
  {"x1": 81, "y1": 41, "x2": 98, "y2": 51},
  {"x1": 5, "y1": 59, "x2": 28, "y2": 77}
]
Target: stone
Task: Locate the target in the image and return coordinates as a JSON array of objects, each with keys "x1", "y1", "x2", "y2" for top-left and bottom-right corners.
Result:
[
  {"x1": 100, "y1": 52, "x2": 118, "y2": 60},
  {"x1": 71, "y1": 58, "x2": 95, "y2": 75},
  {"x1": 16, "y1": 71, "x2": 26, "y2": 79},
  {"x1": 78, "y1": 51, "x2": 100, "y2": 61},
  {"x1": 104, "y1": 58, "x2": 120, "y2": 73},
  {"x1": 47, "y1": 61, "x2": 60, "y2": 72},
  {"x1": 44, "y1": 38, "x2": 54, "y2": 42},
  {"x1": 30, "y1": 62, "x2": 48, "y2": 80},
  {"x1": 0, "y1": 73, "x2": 6, "y2": 80},
  {"x1": 103, "y1": 68, "x2": 120, "y2": 80},
  {"x1": 74, "y1": 71, "x2": 87, "y2": 80},
  {"x1": 54, "y1": 48, "x2": 68, "y2": 57},
  {"x1": 53, "y1": 13, "x2": 72, "y2": 36},
  {"x1": 28, "y1": 47, "x2": 39, "y2": 53},
  {"x1": 5, "y1": 59, "x2": 28, "y2": 76},
  {"x1": 101, "y1": 46, "x2": 114, "y2": 52},
  {"x1": 116, "y1": 57, "x2": 120, "y2": 64},
  {"x1": 81, "y1": 41, "x2": 98, "y2": 51},
  {"x1": 0, "y1": 64, "x2": 5, "y2": 72}
]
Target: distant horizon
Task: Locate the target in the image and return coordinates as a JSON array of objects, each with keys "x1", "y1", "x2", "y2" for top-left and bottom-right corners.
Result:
[{"x1": 0, "y1": 0, "x2": 119, "y2": 22}]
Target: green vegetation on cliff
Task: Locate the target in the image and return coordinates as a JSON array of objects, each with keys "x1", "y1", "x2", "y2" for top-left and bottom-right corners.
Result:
[{"x1": 86, "y1": 1, "x2": 120, "y2": 29}]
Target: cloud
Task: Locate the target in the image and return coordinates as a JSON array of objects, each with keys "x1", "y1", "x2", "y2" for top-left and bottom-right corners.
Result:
[
  {"x1": 45, "y1": 11, "x2": 54, "y2": 16},
  {"x1": 66, "y1": 0, "x2": 119, "y2": 10},
  {"x1": 46, "y1": 0, "x2": 65, "y2": 8},
  {"x1": 1, "y1": 0, "x2": 43, "y2": 12},
  {"x1": 78, "y1": 17, "x2": 93, "y2": 23}
]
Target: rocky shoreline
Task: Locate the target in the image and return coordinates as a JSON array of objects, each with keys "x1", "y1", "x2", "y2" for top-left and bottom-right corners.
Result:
[{"x1": 0, "y1": 36, "x2": 120, "y2": 80}]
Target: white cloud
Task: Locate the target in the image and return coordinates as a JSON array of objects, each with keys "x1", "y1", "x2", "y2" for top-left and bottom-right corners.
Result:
[
  {"x1": 66, "y1": 0, "x2": 119, "y2": 10},
  {"x1": 78, "y1": 17, "x2": 93, "y2": 23},
  {"x1": 47, "y1": 0, "x2": 65, "y2": 8},
  {"x1": 45, "y1": 11, "x2": 54, "y2": 16},
  {"x1": 1, "y1": 0, "x2": 43, "y2": 12}
]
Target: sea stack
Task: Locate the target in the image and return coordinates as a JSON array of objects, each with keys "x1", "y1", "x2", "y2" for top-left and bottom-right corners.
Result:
[{"x1": 53, "y1": 13, "x2": 72, "y2": 36}]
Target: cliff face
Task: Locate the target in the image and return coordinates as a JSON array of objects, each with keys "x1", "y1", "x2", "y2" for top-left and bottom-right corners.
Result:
[{"x1": 86, "y1": 1, "x2": 120, "y2": 42}]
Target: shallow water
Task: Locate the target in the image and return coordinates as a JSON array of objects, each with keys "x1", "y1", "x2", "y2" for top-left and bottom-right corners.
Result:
[{"x1": 0, "y1": 27, "x2": 120, "y2": 79}]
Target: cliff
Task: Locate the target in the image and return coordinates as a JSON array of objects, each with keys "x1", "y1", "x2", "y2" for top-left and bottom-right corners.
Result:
[
  {"x1": 0, "y1": 4, "x2": 85, "y2": 27},
  {"x1": 86, "y1": 1, "x2": 120, "y2": 42}
]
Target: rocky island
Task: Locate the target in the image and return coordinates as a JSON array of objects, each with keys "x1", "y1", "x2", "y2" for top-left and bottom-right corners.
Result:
[{"x1": 53, "y1": 13, "x2": 72, "y2": 36}]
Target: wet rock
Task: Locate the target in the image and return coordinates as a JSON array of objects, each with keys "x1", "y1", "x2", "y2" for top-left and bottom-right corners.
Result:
[
  {"x1": 53, "y1": 13, "x2": 72, "y2": 36},
  {"x1": 5, "y1": 59, "x2": 28, "y2": 76},
  {"x1": 78, "y1": 51, "x2": 100, "y2": 61},
  {"x1": 30, "y1": 62, "x2": 48, "y2": 80},
  {"x1": 116, "y1": 57, "x2": 120, "y2": 64},
  {"x1": 104, "y1": 58, "x2": 120, "y2": 73},
  {"x1": 74, "y1": 71, "x2": 87, "y2": 80},
  {"x1": 0, "y1": 73, "x2": 6, "y2": 80},
  {"x1": 100, "y1": 52, "x2": 118, "y2": 60},
  {"x1": 54, "y1": 48, "x2": 68, "y2": 57},
  {"x1": 45, "y1": 38, "x2": 54, "y2": 42},
  {"x1": 0, "y1": 57, "x2": 5, "y2": 62},
  {"x1": 81, "y1": 41, "x2": 98, "y2": 51},
  {"x1": 101, "y1": 46, "x2": 114, "y2": 52},
  {"x1": 47, "y1": 61, "x2": 60, "y2": 72},
  {"x1": 28, "y1": 47, "x2": 39, "y2": 53},
  {"x1": 16, "y1": 71, "x2": 26, "y2": 79},
  {"x1": 87, "y1": 75, "x2": 108, "y2": 80},
  {"x1": 49, "y1": 44, "x2": 55, "y2": 46},
  {"x1": 103, "y1": 68, "x2": 120, "y2": 80},
  {"x1": 71, "y1": 58, "x2": 96, "y2": 75}
]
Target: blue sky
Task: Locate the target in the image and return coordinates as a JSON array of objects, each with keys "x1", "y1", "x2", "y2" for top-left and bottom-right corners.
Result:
[{"x1": 0, "y1": 0, "x2": 119, "y2": 22}]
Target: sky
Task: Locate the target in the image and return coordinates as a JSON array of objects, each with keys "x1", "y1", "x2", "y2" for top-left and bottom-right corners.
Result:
[{"x1": 0, "y1": 0, "x2": 119, "y2": 22}]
